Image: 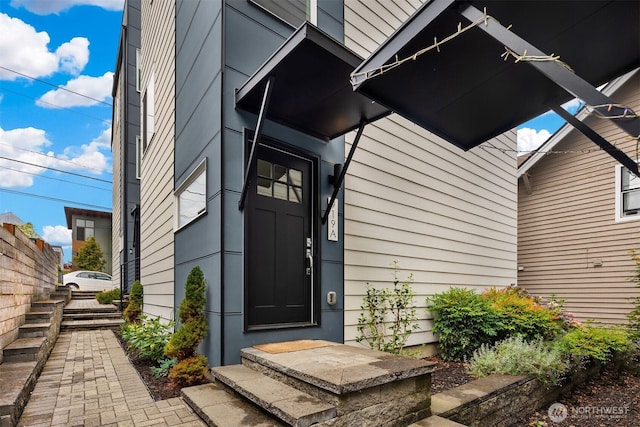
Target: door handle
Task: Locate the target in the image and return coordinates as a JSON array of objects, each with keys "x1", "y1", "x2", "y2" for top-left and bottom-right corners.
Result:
[{"x1": 306, "y1": 249, "x2": 313, "y2": 276}]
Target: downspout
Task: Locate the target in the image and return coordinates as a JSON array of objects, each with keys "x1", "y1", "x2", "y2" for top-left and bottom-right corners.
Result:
[{"x1": 220, "y1": 1, "x2": 226, "y2": 366}]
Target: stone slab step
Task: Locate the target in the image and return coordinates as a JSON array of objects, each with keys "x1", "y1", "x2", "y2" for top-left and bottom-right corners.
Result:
[
  {"x1": 182, "y1": 383, "x2": 284, "y2": 427},
  {"x1": 3, "y1": 337, "x2": 46, "y2": 363},
  {"x1": 25, "y1": 310, "x2": 53, "y2": 323},
  {"x1": 61, "y1": 318, "x2": 124, "y2": 331},
  {"x1": 63, "y1": 312, "x2": 122, "y2": 320},
  {"x1": 213, "y1": 364, "x2": 336, "y2": 427},
  {"x1": 409, "y1": 415, "x2": 468, "y2": 427},
  {"x1": 31, "y1": 299, "x2": 65, "y2": 311},
  {"x1": 63, "y1": 306, "x2": 118, "y2": 314},
  {"x1": 18, "y1": 322, "x2": 51, "y2": 338},
  {"x1": 0, "y1": 361, "x2": 38, "y2": 422}
]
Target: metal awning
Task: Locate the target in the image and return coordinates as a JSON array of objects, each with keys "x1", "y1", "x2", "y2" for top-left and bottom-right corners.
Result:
[
  {"x1": 352, "y1": 0, "x2": 640, "y2": 164},
  {"x1": 236, "y1": 23, "x2": 391, "y2": 141}
]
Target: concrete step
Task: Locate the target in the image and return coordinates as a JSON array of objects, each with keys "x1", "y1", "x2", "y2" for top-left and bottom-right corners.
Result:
[
  {"x1": 63, "y1": 306, "x2": 118, "y2": 314},
  {"x1": 18, "y1": 322, "x2": 51, "y2": 338},
  {"x1": 31, "y1": 299, "x2": 64, "y2": 311},
  {"x1": 3, "y1": 337, "x2": 46, "y2": 363},
  {"x1": 0, "y1": 361, "x2": 38, "y2": 425},
  {"x1": 182, "y1": 383, "x2": 284, "y2": 427},
  {"x1": 63, "y1": 311, "x2": 122, "y2": 321},
  {"x1": 213, "y1": 364, "x2": 336, "y2": 427},
  {"x1": 409, "y1": 415, "x2": 468, "y2": 427},
  {"x1": 25, "y1": 310, "x2": 53, "y2": 324},
  {"x1": 71, "y1": 290, "x2": 99, "y2": 300},
  {"x1": 61, "y1": 318, "x2": 124, "y2": 331}
]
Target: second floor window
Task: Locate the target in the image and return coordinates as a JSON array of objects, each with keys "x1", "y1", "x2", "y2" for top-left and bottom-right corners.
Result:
[{"x1": 76, "y1": 219, "x2": 94, "y2": 241}]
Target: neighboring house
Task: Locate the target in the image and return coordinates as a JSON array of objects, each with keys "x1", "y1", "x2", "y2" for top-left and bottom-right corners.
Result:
[
  {"x1": 111, "y1": 0, "x2": 142, "y2": 294},
  {"x1": 51, "y1": 245, "x2": 64, "y2": 271},
  {"x1": 0, "y1": 212, "x2": 25, "y2": 226},
  {"x1": 64, "y1": 207, "x2": 113, "y2": 274},
  {"x1": 518, "y1": 69, "x2": 640, "y2": 325},
  {"x1": 127, "y1": 0, "x2": 517, "y2": 367}
]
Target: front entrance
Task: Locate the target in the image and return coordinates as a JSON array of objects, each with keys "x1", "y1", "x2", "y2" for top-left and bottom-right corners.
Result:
[{"x1": 245, "y1": 142, "x2": 316, "y2": 329}]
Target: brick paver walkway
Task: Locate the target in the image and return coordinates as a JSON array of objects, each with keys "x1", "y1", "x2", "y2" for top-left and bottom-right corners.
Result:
[{"x1": 18, "y1": 329, "x2": 205, "y2": 427}]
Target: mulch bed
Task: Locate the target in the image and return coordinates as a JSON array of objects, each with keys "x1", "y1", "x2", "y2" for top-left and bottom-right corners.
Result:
[{"x1": 115, "y1": 334, "x2": 640, "y2": 427}]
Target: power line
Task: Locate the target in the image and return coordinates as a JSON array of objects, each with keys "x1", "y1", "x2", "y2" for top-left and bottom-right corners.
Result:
[
  {"x1": 0, "y1": 142, "x2": 113, "y2": 176},
  {"x1": 0, "y1": 65, "x2": 112, "y2": 107},
  {"x1": 0, "y1": 187, "x2": 111, "y2": 211},
  {"x1": 0, "y1": 165, "x2": 111, "y2": 192},
  {"x1": 0, "y1": 155, "x2": 112, "y2": 183},
  {"x1": 0, "y1": 85, "x2": 111, "y2": 125}
]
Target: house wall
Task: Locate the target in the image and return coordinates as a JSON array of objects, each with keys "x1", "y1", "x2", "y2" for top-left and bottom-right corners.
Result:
[
  {"x1": 518, "y1": 73, "x2": 640, "y2": 325},
  {"x1": 71, "y1": 214, "x2": 113, "y2": 274},
  {"x1": 112, "y1": 56, "x2": 123, "y2": 289},
  {"x1": 139, "y1": 0, "x2": 175, "y2": 320},
  {"x1": 343, "y1": 0, "x2": 518, "y2": 347}
]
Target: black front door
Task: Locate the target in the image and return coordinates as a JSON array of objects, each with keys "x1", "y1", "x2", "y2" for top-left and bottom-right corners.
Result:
[{"x1": 246, "y1": 142, "x2": 315, "y2": 329}]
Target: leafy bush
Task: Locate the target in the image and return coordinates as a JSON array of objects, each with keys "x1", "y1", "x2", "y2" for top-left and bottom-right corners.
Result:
[
  {"x1": 469, "y1": 336, "x2": 568, "y2": 386},
  {"x1": 96, "y1": 288, "x2": 121, "y2": 304},
  {"x1": 483, "y1": 286, "x2": 564, "y2": 341},
  {"x1": 427, "y1": 287, "x2": 503, "y2": 361},
  {"x1": 628, "y1": 250, "x2": 640, "y2": 342},
  {"x1": 356, "y1": 262, "x2": 420, "y2": 354},
  {"x1": 124, "y1": 280, "x2": 143, "y2": 324},
  {"x1": 552, "y1": 325, "x2": 632, "y2": 364},
  {"x1": 150, "y1": 357, "x2": 178, "y2": 378},
  {"x1": 168, "y1": 354, "x2": 209, "y2": 386},
  {"x1": 121, "y1": 315, "x2": 174, "y2": 362}
]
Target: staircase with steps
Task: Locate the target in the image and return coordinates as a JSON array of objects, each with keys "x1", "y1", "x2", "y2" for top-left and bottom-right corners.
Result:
[
  {"x1": 61, "y1": 292, "x2": 124, "y2": 331},
  {"x1": 0, "y1": 287, "x2": 70, "y2": 426},
  {"x1": 182, "y1": 340, "x2": 439, "y2": 427}
]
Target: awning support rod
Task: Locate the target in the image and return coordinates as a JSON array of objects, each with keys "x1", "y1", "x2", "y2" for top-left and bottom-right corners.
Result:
[
  {"x1": 458, "y1": 5, "x2": 640, "y2": 146},
  {"x1": 239, "y1": 76, "x2": 274, "y2": 211},
  {"x1": 322, "y1": 121, "x2": 367, "y2": 224},
  {"x1": 552, "y1": 106, "x2": 639, "y2": 176}
]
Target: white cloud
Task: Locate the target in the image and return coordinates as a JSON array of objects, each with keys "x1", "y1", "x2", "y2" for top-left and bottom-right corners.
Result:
[
  {"x1": 0, "y1": 14, "x2": 90, "y2": 81},
  {"x1": 56, "y1": 37, "x2": 90, "y2": 75},
  {"x1": 0, "y1": 125, "x2": 52, "y2": 188},
  {"x1": 0, "y1": 13, "x2": 58, "y2": 80},
  {"x1": 37, "y1": 72, "x2": 113, "y2": 108},
  {"x1": 10, "y1": 0, "x2": 124, "y2": 15},
  {"x1": 517, "y1": 127, "x2": 551, "y2": 153},
  {"x1": 0, "y1": 125, "x2": 111, "y2": 189},
  {"x1": 42, "y1": 225, "x2": 72, "y2": 246}
]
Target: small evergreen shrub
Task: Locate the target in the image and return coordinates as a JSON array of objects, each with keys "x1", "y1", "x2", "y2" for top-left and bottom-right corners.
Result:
[
  {"x1": 165, "y1": 266, "x2": 209, "y2": 386},
  {"x1": 96, "y1": 288, "x2": 121, "y2": 304},
  {"x1": 427, "y1": 287, "x2": 503, "y2": 361},
  {"x1": 121, "y1": 315, "x2": 174, "y2": 362},
  {"x1": 469, "y1": 336, "x2": 568, "y2": 386},
  {"x1": 151, "y1": 357, "x2": 178, "y2": 378},
  {"x1": 168, "y1": 354, "x2": 209, "y2": 386},
  {"x1": 355, "y1": 262, "x2": 420, "y2": 355},
  {"x1": 124, "y1": 280, "x2": 143, "y2": 324}
]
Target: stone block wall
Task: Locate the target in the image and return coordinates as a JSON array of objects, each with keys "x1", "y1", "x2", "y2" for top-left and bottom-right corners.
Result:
[{"x1": 0, "y1": 223, "x2": 59, "y2": 359}]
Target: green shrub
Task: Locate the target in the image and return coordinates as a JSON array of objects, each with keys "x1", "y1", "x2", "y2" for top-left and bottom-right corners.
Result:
[
  {"x1": 483, "y1": 286, "x2": 564, "y2": 341},
  {"x1": 96, "y1": 288, "x2": 121, "y2": 304},
  {"x1": 469, "y1": 336, "x2": 567, "y2": 386},
  {"x1": 124, "y1": 280, "x2": 143, "y2": 324},
  {"x1": 553, "y1": 325, "x2": 632, "y2": 364},
  {"x1": 164, "y1": 266, "x2": 209, "y2": 371},
  {"x1": 169, "y1": 354, "x2": 209, "y2": 386},
  {"x1": 151, "y1": 357, "x2": 178, "y2": 378},
  {"x1": 356, "y1": 262, "x2": 420, "y2": 354},
  {"x1": 628, "y1": 250, "x2": 640, "y2": 342},
  {"x1": 427, "y1": 287, "x2": 503, "y2": 361},
  {"x1": 121, "y1": 315, "x2": 174, "y2": 362}
]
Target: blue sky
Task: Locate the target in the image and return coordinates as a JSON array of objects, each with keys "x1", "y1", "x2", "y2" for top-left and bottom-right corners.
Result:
[
  {"x1": 0, "y1": 0, "x2": 123, "y2": 260},
  {"x1": 0, "y1": 0, "x2": 576, "y2": 261}
]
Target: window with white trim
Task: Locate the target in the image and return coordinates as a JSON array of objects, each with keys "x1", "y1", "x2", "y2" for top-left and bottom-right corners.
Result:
[
  {"x1": 615, "y1": 164, "x2": 640, "y2": 222},
  {"x1": 141, "y1": 73, "x2": 154, "y2": 152},
  {"x1": 175, "y1": 159, "x2": 207, "y2": 229},
  {"x1": 135, "y1": 135, "x2": 142, "y2": 179}
]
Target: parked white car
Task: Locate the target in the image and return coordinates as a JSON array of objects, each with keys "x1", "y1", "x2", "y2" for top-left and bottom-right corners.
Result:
[{"x1": 63, "y1": 271, "x2": 115, "y2": 292}]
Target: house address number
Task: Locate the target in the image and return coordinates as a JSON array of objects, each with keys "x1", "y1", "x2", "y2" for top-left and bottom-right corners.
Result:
[{"x1": 327, "y1": 197, "x2": 338, "y2": 242}]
